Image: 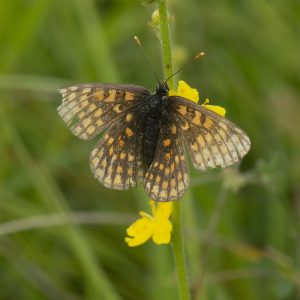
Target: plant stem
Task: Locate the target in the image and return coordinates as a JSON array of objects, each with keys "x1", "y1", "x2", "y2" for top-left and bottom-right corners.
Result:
[
  {"x1": 158, "y1": 2, "x2": 190, "y2": 299},
  {"x1": 158, "y1": 1, "x2": 174, "y2": 90}
]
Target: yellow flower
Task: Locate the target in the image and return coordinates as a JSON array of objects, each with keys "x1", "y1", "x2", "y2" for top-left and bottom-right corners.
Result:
[
  {"x1": 169, "y1": 80, "x2": 226, "y2": 117},
  {"x1": 125, "y1": 200, "x2": 173, "y2": 247}
]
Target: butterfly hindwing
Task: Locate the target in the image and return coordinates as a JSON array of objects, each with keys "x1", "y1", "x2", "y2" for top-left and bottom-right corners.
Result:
[
  {"x1": 143, "y1": 119, "x2": 189, "y2": 201},
  {"x1": 167, "y1": 96, "x2": 251, "y2": 170},
  {"x1": 89, "y1": 109, "x2": 146, "y2": 190},
  {"x1": 58, "y1": 84, "x2": 150, "y2": 140}
]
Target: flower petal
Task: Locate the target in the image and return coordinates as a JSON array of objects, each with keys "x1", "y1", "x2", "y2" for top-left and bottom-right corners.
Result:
[
  {"x1": 152, "y1": 219, "x2": 173, "y2": 245},
  {"x1": 125, "y1": 217, "x2": 154, "y2": 247},
  {"x1": 155, "y1": 202, "x2": 173, "y2": 220},
  {"x1": 169, "y1": 80, "x2": 199, "y2": 103},
  {"x1": 202, "y1": 98, "x2": 226, "y2": 116}
]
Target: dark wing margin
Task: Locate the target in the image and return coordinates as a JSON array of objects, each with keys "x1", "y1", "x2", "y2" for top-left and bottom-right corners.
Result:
[
  {"x1": 143, "y1": 118, "x2": 189, "y2": 202},
  {"x1": 167, "y1": 96, "x2": 251, "y2": 170},
  {"x1": 58, "y1": 83, "x2": 150, "y2": 140}
]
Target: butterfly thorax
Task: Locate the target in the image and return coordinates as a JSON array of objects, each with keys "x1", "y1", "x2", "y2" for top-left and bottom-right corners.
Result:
[{"x1": 142, "y1": 82, "x2": 169, "y2": 169}]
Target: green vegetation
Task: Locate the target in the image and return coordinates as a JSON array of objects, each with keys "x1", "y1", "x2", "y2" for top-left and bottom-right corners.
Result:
[{"x1": 0, "y1": 0, "x2": 299, "y2": 299}]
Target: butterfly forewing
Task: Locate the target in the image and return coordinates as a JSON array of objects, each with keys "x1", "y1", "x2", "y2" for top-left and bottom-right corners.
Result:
[
  {"x1": 167, "y1": 96, "x2": 251, "y2": 171},
  {"x1": 143, "y1": 119, "x2": 189, "y2": 201},
  {"x1": 58, "y1": 84, "x2": 150, "y2": 140}
]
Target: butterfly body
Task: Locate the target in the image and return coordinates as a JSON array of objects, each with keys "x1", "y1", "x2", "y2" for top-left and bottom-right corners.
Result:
[
  {"x1": 58, "y1": 82, "x2": 251, "y2": 202},
  {"x1": 142, "y1": 82, "x2": 169, "y2": 169}
]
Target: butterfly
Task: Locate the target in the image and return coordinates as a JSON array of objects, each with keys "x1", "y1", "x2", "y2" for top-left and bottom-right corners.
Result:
[{"x1": 58, "y1": 82, "x2": 251, "y2": 201}]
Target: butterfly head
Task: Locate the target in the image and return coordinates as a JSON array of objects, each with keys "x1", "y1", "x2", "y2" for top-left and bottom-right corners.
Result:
[{"x1": 155, "y1": 82, "x2": 169, "y2": 98}]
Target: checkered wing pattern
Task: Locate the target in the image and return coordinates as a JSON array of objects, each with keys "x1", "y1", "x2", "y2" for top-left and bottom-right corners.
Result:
[
  {"x1": 143, "y1": 119, "x2": 189, "y2": 201},
  {"x1": 167, "y1": 96, "x2": 251, "y2": 170},
  {"x1": 58, "y1": 83, "x2": 151, "y2": 190},
  {"x1": 89, "y1": 111, "x2": 146, "y2": 190},
  {"x1": 58, "y1": 84, "x2": 150, "y2": 140}
]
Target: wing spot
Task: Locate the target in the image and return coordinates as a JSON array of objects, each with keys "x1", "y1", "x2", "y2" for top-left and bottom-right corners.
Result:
[
  {"x1": 109, "y1": 146, "x2": 114, "y2": 156},
  {"x1": 204, "y1": 118, "x2": 214, "y2": 129},
  {"x1": 125, "y1": 91, "x2": 135, "y2": 101},
  {"x1": 156, "y1": 176, "x2": 161, "y2": 183},
  {"x1": 94, "y1": 92, "x2": 104, "y2": 101},
  {"x1": 190, "y1": 142, "x2": 199, "y2": 152},
  {"x1": 82, "y1": 87, "x2": 91, "y2": 94},
  {"x1": 159, "y1": 163, "x2": 164, "y2": 170},
  {"x1": 91, "y1": 157, "x2": 99, "y2": 168},
  {"x1": 196, "y1": 135, "x2": 205, "y2": 146},
  {"x1": 170, "y1": 188, "x2": 177, "y2": 197},
  {"x1": 82, "y1": 117, "x2": 91, "y2": 127},
  {"x1": 170, "y1": 163, "x2": 175, "y2": 173},
  {"x1": 165, "y1": 167, "x2": 170, "y2": 175},
  {"x1": 94, "y1": 108, "x2": 103, "y2": 117},
  {"x1": 181, "y1": 121, "x2": 190, "y2": 131},
  {"x1": 171, "y1": 124, "x2": 177, "y2": 134},
  {"x1": 126, "y1": 113, "x2": 133, "y2": 122},
  {"x1": 178, "y1": 105, "x2": 187, "y2": 116},
  {"x1": 103, "y1": 174, "x2": 112, "y2": 186},
  {"x1": 162, "y1": 181, "x2": 169, "y2": 190},
  {"x1": 104, "y1": 90, "x2": 116, "y2": 102},
  {"x1": 86, "y1": 125, "x2": 95, "y2": 135},
  {"x1": 163, "y1": 139, "x2": 172, "y2": 147},
  {"x1": 113, "y1": 104, "x2": 122, "y2": 113},
  {"x1": 107, "y1": 137, "x2": 114, "y2": 145},
  {"x1": 127, "y1": 168, "x2": 133, "y2": 176},
  {"x1": 117, "y1": 166, "x2": 123, "y2": 174},
  {"x1": 118, "y1": 139, "x2": 125, "y2": 148},
  {"x1": 78, "y1": 112, "x2": 85, "y2": 119},
  {"x1": 125, "y1": 127, "x2": 134, "y2": 137},
  {"x1": 101, "y1": 159, "x2": 107, "y2": 168},
  {"x1": 164, "y1": 153, "x2": 171, "y2": 160},
  {"x1": 88, "y1": 103, "x2": 97, "y2": 112},
  {"x1": 178, "y1": 181, "x2": 185, "y2": 192},
  {"x1": 113, "y1": 174, "x2": 123, "y2": 186},
  {"x1": 171, "y1": 178, "x2": 176, "y2": 187},
  {"x1": 96, "y1": 169, "x2": 105, "y2": 180},
  {"x1": 192, "y1": 111, "x2": 201, "y2": 126},
  {"x1": 95, "y1": 119, "x2": 104, "y2": 126},
  {"x1": 120, "y1": 152, "x2": 126, "y2": 159},
  {"x1": 68, "y1": 93, "x2": 76, "y2": 101},
  {"x1": 175, "y1": 155, "x2": 179, "y2": 163},
  {"x1": 152, "y1": 185, "x2": 159, "y2": 194},
  {"x1": 128, "y1": 153, "x2": 135, "y2": 161},
  {"x1": 159, "y1": 190, "x2": 167, "y2": 199}
]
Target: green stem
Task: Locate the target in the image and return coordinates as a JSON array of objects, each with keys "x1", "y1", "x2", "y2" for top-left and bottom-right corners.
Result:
[
  {"x1": 158, "y1": 1, "x2": 174, "y2": 90},
  {"x1": 172, "y1": 201, "x2": 191, "y2": 300},
  {"x1": 158, "y1": 2, "x2": 190, "y2": 299}
]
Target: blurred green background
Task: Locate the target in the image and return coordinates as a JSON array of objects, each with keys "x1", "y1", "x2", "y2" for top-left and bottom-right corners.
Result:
[{"x1": 1, "y1": 0, "x2": 300, "y2": 299}]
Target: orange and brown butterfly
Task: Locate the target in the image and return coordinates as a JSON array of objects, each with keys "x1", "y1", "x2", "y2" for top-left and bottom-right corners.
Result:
[{"x1": 58, "y1": 81, "x2": 250, "y2": 201}]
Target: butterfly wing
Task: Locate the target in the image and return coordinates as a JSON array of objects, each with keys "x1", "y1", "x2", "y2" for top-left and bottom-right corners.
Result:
[
  {"x1": 58, "y1": 83, "x2": 150, "y2": 140},
  {"x1": 58, "y1": 83, "x2": 151, "y2": 190},
  {"x1": 89, "y1": 110, "x2": 146, "y2": 190},
  {"x1": 143, "y1": 117, "x2": 189, "y2": 202},
  {"x1": 167, "y1": 96, "x2": 251, "y2": 170}
]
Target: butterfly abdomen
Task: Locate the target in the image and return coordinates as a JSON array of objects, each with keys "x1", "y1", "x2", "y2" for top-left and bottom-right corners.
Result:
[
  {"x1": 143, "y1": 114, "x2": 162, "y2": 169},
  {"x1": 142, "y1": 92, "x2": 166, "y2": 169}
]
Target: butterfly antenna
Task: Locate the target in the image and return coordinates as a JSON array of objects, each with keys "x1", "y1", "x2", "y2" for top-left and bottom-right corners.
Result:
[
  {"x1": 134, "y1": 36, "x2": 160, "y2": 84},
  {"x1": 164, "y1": 52, "x2": 205, "y2": 84}
]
